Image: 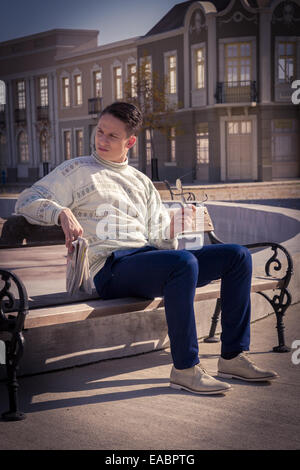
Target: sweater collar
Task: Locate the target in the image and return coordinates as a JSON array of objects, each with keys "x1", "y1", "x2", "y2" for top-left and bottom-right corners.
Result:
[{"x1": 92, "y1": 150, "x2": 128, "y2": 171}]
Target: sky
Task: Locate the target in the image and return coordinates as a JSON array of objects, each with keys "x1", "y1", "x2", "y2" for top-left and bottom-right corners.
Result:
[{"x1": 0, "y1": 0, "x2": 182, "y2": 45}]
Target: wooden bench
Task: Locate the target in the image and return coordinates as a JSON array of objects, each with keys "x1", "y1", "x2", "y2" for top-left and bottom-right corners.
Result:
[{"x1": 0, "y1": 198, "x2": 293, "y2": 420}]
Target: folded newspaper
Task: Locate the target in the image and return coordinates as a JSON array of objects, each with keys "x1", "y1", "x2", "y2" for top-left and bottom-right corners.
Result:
[{"x1": 66, "y1": 236, "x2": 94, "y2": 295}]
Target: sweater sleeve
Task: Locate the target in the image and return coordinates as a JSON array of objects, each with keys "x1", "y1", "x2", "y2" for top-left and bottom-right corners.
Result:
[
  {"x1": 15, "y1": 165, "x2": 74, "y2": 226},
  {"x1": 147, "y1": 183, "x2": 178, "y2": 250}
]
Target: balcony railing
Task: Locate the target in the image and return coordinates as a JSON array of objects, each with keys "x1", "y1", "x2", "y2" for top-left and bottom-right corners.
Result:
[
  {"x1": 215, "y1": 81, "x2": 257, "y2": 104},
  {"x1": 88, "y1": 97, "x2": 103, "y2": 115},
  {"x1": 37, "y1": 105, "x2": 49, "y2": 121},
  {"x1": 14, "y1": 108, "x2": 26, "y2": 123},
  {"x1": 0, "y1": 104, "x2": 5, "y2": 126}
]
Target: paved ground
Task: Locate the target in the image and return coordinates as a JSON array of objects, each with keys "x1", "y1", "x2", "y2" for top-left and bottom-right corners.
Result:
[{"x1": 0, "y1": 302, "x2": 299, "y2": 451}]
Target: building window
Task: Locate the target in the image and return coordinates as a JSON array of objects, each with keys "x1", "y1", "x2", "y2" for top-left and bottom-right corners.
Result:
[
  {"x1": 195, "y1": 48, "x2": 205, "y2": 89},
  {"x1": 167, "y1": 55, "x2": 177, "y2": 94},
  {"x1": 169, "y1": 127, "x2": 176, "y2": 162},
  {"x1": 114, "y1": 66, "x2": 123, "y2": 100},
  {"x1": 74, "y1": 74, "x2": 82, "y2": 106},
  {"x1": 272, "y1": 119, "x2": 298, "y2": 162},
  {"x1": 278, "y1": 42, "x2": 296, "y2": 83},
  {"x1": 228, "y1": 122, "x2": 239, "y2": 134},
  {"x1": 18, "y1": 131, "x2": 29, "y2": 162},
  {"x1": 127, "y1": 63, "x2": 137, "y2": 98},
  {"x1": 40, "y1": 131, "x2": 49, "y2": 162},
  {"x1": 196, "y1": 124, "x2": 209, "y2": 164},
  {"x1": 17, "y1": 80, "x2": 26, "y2": 109},
  {"x1": 225, "y1": 42, "x2": 251, "y2": 85},
  {"x1": 75, "y1": 129, "x2": 84, "y2": 156},
  {"x1": 62, "y1": 77, "x2": 70, "y2": 107},
  {"x1": 145, "y1": 129, "x2": 152, "y2": 165},
  {"x1": 39, "y1": 77, "x2": 48, "y2": 106},
  {"x1": 63, "y1": 130, "x2": 71, "y2": 160},
  {"x1": 241, "y1": 121, "x2": 252, "y2": 134},
  {"x1": 93, "y1": 70, "x2": 102, "y2": 97},
  {"x1": 228, "y1": 120, "x2": 252, "y2": 135}
]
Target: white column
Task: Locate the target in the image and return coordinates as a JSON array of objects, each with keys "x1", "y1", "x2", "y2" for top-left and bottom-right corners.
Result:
[
  {"x1": 52, "y1": 72, "x2": 60, "y2": 166},
  {"x1": 207, "y1": 13, "x2": 217, "y2": 106},
  {"x1": 7, "y1": 80, "x2": 16, "y2": 168},
  {"x1": 29, "y1": 76, "x2": 38, "y2": 168},
  {"x1": 25, "y1": 77, "x2": 34, "y2": 171},
  {"x1": 48, "y1": 72, "x2": 55, "y2": 169},
  {"x1": 259, "y1": 10, "x2": 272, "y2": 104},
  {"x1": 183, "y1": 29, "x2": 190, "y2": 108},
  {"x1": 5, "y1": 81, "x2": 13, "y2": 167}
]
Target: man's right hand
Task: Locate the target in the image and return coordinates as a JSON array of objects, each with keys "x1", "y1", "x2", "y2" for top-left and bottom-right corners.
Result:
[{"x1": 58, "y1": 208, "x2": 84, "y2": 253}]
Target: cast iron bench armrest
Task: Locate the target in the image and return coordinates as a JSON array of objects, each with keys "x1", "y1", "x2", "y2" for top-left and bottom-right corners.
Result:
[
  {"x1": 163, "y1": 180, "x2": 196, "y2": 201},
  {"x1": 243, "y1": 242, "x2": 293, "y2": 287},
  {"x1": 209, "y1": 230, "x2": 293, "y2": 288}
]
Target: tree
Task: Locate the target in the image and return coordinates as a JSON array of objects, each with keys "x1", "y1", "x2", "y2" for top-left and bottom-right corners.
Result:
[{"x1": 124, "y1": 56, "x2": 183, "y2": 180}]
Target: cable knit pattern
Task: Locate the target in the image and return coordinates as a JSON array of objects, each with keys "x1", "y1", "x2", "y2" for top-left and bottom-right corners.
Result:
[{"x1": 15, "y1": 152, "x2": 178, "y2": 279}]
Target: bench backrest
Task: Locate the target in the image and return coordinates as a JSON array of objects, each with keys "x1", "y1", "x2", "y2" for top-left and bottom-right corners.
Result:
[
  {"x1": 0, "y1": 215, "x2": 65, "y2": 247},
  {"x1": 153, "y1": 181, "x2": 196, "y2": 202}
]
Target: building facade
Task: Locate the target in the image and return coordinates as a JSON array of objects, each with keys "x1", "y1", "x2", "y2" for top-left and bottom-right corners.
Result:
[{"x1": 0, "y1": 0, "x2": 299, "y2": 184}]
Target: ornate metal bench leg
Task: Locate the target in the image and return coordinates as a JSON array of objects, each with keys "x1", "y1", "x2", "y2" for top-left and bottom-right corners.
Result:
[
  {"x1": 204, "y1": 298, "x2": 221, "y2": 343},
  {"x1": 258, "y1": 288, "x2": 291, "y2": 353},
  {"x1": 0, "y1": 269, "x2": 28, "y2": 421},
  {"x1": 2, "y1": 336, "x2": 26, "y2": 421}
]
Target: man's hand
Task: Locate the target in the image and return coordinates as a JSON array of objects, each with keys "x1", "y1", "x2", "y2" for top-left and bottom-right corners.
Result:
[
  {"x1": 58, "y1": 208, "x2": 84, "y2": 253},
  {"x1": 169, "y1": 204, "x2": 196, "y2": 238}
]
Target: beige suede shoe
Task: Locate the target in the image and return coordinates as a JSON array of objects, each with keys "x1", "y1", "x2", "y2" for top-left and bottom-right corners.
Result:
[
  {"x1": 170, "y1": 363, "x2": 231, "y2": 395},
  {"x1": 218, "y1": 353, "x2": 279, "y2": 382}
]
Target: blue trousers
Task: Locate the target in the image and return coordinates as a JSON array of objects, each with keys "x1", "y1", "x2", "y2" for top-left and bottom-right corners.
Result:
[{"x1": 93, "y1": 244, "x2": 252, "y2": 369}]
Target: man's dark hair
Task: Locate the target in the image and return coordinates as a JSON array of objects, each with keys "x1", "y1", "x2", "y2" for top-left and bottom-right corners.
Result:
[{"x1": 100, "y1": 102, "x2": 143, "y2": 136}]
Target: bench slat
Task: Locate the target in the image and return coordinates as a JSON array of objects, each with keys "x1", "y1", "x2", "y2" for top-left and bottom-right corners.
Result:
[{"x1": 21, "y1": 276, "x2": 281, "y2": 329}]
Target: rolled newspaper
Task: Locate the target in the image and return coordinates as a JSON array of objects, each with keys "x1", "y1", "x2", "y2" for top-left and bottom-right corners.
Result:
[{"x1": 66, "y1": 236, "x2": 93, "y2": 295}]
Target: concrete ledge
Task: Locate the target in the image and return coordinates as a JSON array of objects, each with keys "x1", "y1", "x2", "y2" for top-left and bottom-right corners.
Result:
[{"x1": 19, "y1": 307, "x2": 170, "y2": 375}]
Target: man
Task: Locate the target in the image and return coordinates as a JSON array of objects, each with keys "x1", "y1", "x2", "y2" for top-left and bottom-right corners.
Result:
[{"x1": 16, "y1": 101, "x2": 278, "y2": 395}]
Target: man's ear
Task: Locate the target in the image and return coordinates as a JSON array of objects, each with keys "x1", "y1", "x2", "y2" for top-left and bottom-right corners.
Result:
[{"x1": 127, "y1": 136, "x2": 136, "y2": 148}]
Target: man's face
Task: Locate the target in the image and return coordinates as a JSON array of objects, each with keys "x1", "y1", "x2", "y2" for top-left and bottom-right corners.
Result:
[{"x1": 95, "y1": 113, "x2": 136, "y2": 163}]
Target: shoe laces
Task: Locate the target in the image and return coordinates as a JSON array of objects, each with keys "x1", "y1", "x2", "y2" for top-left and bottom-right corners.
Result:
[
  {"x1": 239, "y1": 352, "x2": 255, "y2": 364},
  {"x1": 196, "y1": 363, "x2": 208, "y2": 374}
]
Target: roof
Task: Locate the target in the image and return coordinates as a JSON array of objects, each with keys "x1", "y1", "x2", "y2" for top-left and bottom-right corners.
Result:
[{"x1": 144, "y1": 0, "x2": 258, "y2": 37}]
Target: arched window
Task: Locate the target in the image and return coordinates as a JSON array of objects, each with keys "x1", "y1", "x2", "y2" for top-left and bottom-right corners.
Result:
[
  {"x1": 18, "y1": 131, "x2": 29, "y2": 163},
  {"x1": 40, "y1": 131, "x2": 49, "y2": 162}
]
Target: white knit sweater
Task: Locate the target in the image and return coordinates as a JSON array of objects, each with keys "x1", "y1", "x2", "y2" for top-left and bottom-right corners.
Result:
[{"x1": 15, "y1": 151, "x2": 178, "y2": 278}]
